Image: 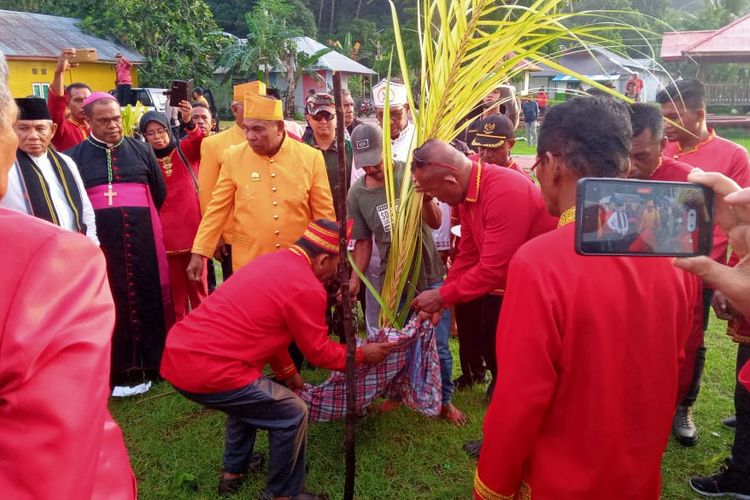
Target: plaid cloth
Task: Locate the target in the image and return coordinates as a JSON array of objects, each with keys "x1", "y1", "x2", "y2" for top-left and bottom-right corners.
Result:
[{"x1": 299, "y1": 318, "x2": 443, "y2": 422}]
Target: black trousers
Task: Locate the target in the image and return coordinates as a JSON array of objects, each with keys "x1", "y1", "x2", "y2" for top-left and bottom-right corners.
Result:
[
  {"x1": 681, "y1": 287, "x2": 714, "y2": 407},
  {"x1": 455, "y1": 295, "x2": 503, "y2": 381},
  {"x1": 115, "y1": 84, "x2": 131, "y2": 106},
  {"x1": 732, "y1": 343, "x2": 750, "y2": 475},
  {"x1": 207, "y1": 245, "x2": 233, "y2": 292}
]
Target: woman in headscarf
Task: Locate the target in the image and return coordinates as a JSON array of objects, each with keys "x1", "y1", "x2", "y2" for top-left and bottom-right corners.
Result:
[{"x1": 140, "y1": 101, "x2": 206, "y2": 321}]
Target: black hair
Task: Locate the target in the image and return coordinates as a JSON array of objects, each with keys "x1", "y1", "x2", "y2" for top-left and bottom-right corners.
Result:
[
  {"x1": 294, "y1": 219, "x2": 340, "y2": 258},
  {"x1": 193, "y1": 86, "x2": 204, "y2": 96},
  {"x1": 266, "y1": 88, "x2": 282, "y2": 100},
  {"x1": 630, "y1": 102, "x2": 664, "y2": 139},
  {"x1": 655, "y1": 79, "x2": 705, "y2": 110},
  {"x1": 191, "y1": 101, "x2": 213, "y2": 116},
  {"x1": 66, "y1": 82, "x2": 92, "y2": 93},
  {"x1": 537, "y1": 96, "x2": 632, "y2": 178}
]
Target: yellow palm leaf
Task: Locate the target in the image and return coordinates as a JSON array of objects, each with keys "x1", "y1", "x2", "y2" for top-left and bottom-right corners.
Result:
[{"x1": 374, "y1": 0, "x2": 644, "y2": 328}]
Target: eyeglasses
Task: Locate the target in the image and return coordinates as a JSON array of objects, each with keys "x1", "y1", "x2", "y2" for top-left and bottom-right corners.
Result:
[
  {"x1": 310, "y1": 112, "x2": 335, "y2": 122},
  {"x1": 530, "y1": 151, "x2": 561, "y2": 174},
  {"x1": 144, "y1": 128, "x2": 168, "y2": 138}
]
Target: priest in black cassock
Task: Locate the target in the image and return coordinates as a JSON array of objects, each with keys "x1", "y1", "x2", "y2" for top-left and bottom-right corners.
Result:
[{"x1": 67, "y1": 92, "x2": 172, "y2": 394}]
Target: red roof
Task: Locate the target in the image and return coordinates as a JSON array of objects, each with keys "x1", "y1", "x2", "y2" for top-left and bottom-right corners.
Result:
[{"x1": 660, "y1": 13, "x2": 750, "y2": 63}]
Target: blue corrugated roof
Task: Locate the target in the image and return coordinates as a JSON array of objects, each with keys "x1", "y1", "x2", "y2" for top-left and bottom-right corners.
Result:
[{"x1": 0, "y1": 10, "x2": 144, "y2": 63}]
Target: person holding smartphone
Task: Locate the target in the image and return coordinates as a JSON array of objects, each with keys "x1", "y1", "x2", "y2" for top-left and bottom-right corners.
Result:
[
  {"x1": 114, "y1": 53, "x2": 132, "y2": 107},
  {"x1": 473, "y1": 97, "x2": 697, "y2": 500},
  {"x1": 657, "y1": 79, "x2": 750, "y2": 446},
  {"x1": 674, "y1": 172, "x2": 750, "y2": 498}
]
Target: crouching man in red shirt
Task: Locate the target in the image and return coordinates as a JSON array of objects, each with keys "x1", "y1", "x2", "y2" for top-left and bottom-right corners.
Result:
[{"x1": 161, "y1": 219, "x2": 394, "y2": 500}]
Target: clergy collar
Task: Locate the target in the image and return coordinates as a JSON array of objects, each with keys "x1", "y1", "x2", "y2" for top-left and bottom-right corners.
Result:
[{"x1": 464, "y1": 161, "x2": 483, "y2": 203}]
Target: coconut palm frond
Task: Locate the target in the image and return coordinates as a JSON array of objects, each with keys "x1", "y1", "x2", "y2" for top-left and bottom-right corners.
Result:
[{"x1": 370, "y1": 0, "x2": 649, "y2": 328}]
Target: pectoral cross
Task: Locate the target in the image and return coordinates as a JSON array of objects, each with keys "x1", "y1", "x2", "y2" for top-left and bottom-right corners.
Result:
[{"x1": 104, "y1": 183, "x2": 117, "y2": 206}]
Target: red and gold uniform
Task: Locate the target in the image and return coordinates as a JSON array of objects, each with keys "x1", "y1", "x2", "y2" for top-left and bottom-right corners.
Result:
[
  {"x1": 474, "y1": 213, "x2": 697, "y2": 500},
  {"x1": 645, "y1": 156, "x2": 702, "y2": 403},
  {"x1": 468, "y1": 153, "x2": 532, "y2": 181},
  {"x1": 0, "y1": 208, "x2": 136, "y2": 499},
  {"x1": 440, "y1": 161, "x2": 556, "y2": 305},
  {"x1": 47, "y1": 87, "x2": 89, "y2": 152},
  {"x1": 162, "y1": 224, "x2": 361, "y2": 393},
  {"x1": 664, "y1": 129, "x2": 750, "y2": 262},
  {"x1": 649, "y1": 156, "x2": 692, "y2": 182}
]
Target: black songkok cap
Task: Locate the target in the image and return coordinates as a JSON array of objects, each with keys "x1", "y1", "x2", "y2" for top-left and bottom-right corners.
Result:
[
  {"x1": 471, "y1": 114, "x2": 515, "y2": 149},
  {"x1": 15, "y1": 97, "x2": 51, "y2": 121}
]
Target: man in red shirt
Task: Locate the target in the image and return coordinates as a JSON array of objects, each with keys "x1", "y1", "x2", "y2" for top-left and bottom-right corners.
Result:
[
  {"x1": 629, "y1": 102, "x2": 705, "y2": 423},
  {"x1": 410, "y1": 139, "x2": 557, "y2": 406},
  {"x1": 114, "y1": 53, "x2": 133, "y2": 107},
  {"x1": 0, "y1": 54, "x2": 136, "y2": 499},
  {"x1": 474, "y1": 96, "x2": 697, "y2": 500},
  {"x1": 47, "y1": 48, "x2": 92, "y2": 152},
  {"x1": 657, "y1": 79, "x2": 750, "y2": 445},
  {"x1": 449, "y1": 113, "x2": 533, "y2": 390},
  {"x1": 628, "y1": 103, "x2": 692, "y2": 182},
  {"x1": 161, "y1": 220, "x2": 393, "y2": 499},
  {"x1": 626, "y1": 72, "x2": 644, "y2": 101},
  {"x1": 536, "y1": 88, "x2": 548, "y2": 116},
  {"x1": 674, "y1": 171, "x2": 750, "y2": 498}
]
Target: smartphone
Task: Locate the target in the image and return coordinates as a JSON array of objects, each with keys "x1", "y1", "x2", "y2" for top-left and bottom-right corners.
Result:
[
  {"x1": 69, "y1": 48, "x2": 98, "y2": 64},
  {"x1": 169, "y1": 79, "x2": 193, "y2": 107},
  {"x1": 575, "y1": 178, "x2": 714, "y2": 257}
]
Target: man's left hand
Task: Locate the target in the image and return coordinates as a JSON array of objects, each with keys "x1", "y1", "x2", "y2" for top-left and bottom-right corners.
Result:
[{"x1": 412, "y1": 288, "x2": 443, "y2": 314}]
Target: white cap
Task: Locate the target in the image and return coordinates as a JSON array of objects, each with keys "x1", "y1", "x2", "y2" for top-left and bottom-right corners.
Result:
[{"x1": 372, "y1": 79, "x2": 408, "y2": 108}]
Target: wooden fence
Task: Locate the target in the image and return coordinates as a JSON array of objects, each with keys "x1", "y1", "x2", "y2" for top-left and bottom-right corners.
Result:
[{"x1": 704, "y1": 84, "x2": 750, "y2": 107}]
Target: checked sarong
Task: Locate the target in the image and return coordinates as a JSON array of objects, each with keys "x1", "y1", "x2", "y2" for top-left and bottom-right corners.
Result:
[{"x1": 298, "y1": 318, "x2": 442, "y2": 422}]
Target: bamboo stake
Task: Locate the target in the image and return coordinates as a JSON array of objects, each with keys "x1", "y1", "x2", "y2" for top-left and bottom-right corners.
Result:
[{"x1": 332, "y1": 72, "x2": 357, "y2": 500}]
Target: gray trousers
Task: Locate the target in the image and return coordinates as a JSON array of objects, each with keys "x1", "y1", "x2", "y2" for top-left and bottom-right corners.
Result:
[
  {"x1": 525, "y1": 121, "x2": 538, "y2": 147},
  {"x1": 177, "y1": 376, "x2": 308, "y2": 497}
]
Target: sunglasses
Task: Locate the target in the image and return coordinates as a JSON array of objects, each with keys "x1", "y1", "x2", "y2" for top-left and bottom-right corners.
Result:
[{"x1": 310, "y1": 112, "x2": 335, "y2": 122}]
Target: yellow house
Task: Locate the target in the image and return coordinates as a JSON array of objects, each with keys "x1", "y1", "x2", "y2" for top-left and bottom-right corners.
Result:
[{"x1": 0, "y1": 9, "x2": 143, "y2": 98}]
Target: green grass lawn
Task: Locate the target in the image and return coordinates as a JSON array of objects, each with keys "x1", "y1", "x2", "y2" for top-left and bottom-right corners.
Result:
[{"x1": 112, "y1": 313, "x2": 741, "y2": 499}]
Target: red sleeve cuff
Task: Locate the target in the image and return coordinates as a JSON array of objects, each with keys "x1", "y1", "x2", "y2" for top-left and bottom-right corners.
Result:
[
  {"x1": 273, "y1": 364, "x2": 298, "y2": 380},
  {"x1": 439, "y1": 284, "x2": 458, "y2": 307},
  {"x1": 355, "y1": 347, "x2": 364, "y2": 365}
]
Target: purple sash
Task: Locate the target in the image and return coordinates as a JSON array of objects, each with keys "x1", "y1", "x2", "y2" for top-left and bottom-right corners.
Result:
[{"x1": 87, "y1": 182, "x2": 175, "y2": 329}]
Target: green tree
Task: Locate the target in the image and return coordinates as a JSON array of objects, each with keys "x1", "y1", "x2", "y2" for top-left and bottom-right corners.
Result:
[
  {"x1": 280, "y1": 46, "x2": 331, "y2": 117},
  {"x1": 216, "y1": 0, "x2": 300, "y2": 85},
  {"x1": 0, "y1": 0, "x2": 225, "y2": 88},
  {"x1": 78, "y1": 0, "x2": 225, "y2": 88},
  {"x1": 205, "y1": 0, "x2": 316, "y2": 37}
]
